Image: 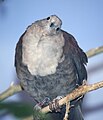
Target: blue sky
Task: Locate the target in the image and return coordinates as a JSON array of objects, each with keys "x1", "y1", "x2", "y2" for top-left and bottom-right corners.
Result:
[{"x1": 0, "y1": 0, "x2": 103, "y2": 120}]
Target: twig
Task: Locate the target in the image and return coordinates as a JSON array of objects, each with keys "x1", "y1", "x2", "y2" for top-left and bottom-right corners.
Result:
[
  {"x1": 63, "y1": 101, "x2": 70, "y2": 120},
  {"x1": 86, "y1": 45, "x2": 103, "y2": 58},
  {"x1": 0, "y1": 83, "x2": 22, "y2": 102}
]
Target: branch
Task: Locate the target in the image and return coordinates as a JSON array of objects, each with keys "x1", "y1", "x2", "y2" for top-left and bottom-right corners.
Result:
[
  {"x1": 0, "y1": 82, "x2": 22, "y2": 102},
  {"x1": 86, "y1": 45, "x2": 103, "y2": 58}
]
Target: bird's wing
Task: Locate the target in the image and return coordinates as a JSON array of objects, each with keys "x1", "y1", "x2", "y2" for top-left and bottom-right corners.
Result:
[
  {"x1": 62, "y1": 30, "x2": 88, "y2": 85},
  {"x1": 15, "y1": 32, "x2": 25, "y2": 67}
]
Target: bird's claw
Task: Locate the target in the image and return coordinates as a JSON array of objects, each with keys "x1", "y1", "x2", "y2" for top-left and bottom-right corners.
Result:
[
  {"x1": 34, "y1": 103, "x2": 42, "y2": 110},
  {"x1": 49, "y1": 96, "x2": 63, "y2": 112},
  {"x1": 34, "y1": 97, "x2": 51, "y2": 110}
]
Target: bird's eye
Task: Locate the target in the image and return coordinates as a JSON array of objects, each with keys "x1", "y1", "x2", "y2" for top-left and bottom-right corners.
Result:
[
  {"x1": 56, "y1": 27, "x2": 60, "y2": 31},
  {"x1": 47, "y1": 17, "x2": 50, "y2": 20}
]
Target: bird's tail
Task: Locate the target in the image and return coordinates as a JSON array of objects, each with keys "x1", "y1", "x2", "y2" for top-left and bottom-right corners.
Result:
[
  {"x1": 47, "y1": 104, "x2": 84, "y2": 120},
  {"x1": 69, "y1": 104, "x2": 84, "y2": 120}
]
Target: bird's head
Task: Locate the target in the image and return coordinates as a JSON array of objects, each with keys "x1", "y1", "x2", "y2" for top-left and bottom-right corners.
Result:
[
  {"x1": 33, "y1": 15, "x2": 62, "y2": 36},
  {"x1": 45, "y1": 15, "x2": 62, "y2": 34}
]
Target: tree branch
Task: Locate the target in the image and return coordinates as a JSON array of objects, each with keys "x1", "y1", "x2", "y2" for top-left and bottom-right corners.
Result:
[
  {"x1": 0, "y1": 83, "x2": 22, "y2": 102},
  {"x1": 86, "y1": 45, "x2": 103, "y2": 58}
]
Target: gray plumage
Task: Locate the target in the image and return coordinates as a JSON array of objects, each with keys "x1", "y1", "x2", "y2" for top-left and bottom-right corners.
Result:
[{"x1": 15, "y1": 15, "x2": 88, "y2": 120}]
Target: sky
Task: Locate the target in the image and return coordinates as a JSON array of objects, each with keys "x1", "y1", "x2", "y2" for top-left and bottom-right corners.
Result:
[{"x1": 0, "y1": 0, "x2": 103, "y2": 120}]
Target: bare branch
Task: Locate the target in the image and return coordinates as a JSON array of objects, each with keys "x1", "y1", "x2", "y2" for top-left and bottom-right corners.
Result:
[
  {"x1": 63, "y1": 101, "x2": 70, "y2": 120},
  {"x1": 0, "y1": 83, "x2": 22, "y2": 102},
  {"x1": 86, "y1": 45, "x2": 103, "y2": 58}
]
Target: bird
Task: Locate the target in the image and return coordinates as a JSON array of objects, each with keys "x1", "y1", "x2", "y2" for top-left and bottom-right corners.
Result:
[{"x1": 15, "y1": 15, "x2": 88, "y2": 120}]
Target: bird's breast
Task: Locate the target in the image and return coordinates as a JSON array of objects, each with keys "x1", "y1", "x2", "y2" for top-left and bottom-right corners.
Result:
[{"x1": 22, "y1": 34, "x2": 64, "y2": 76}]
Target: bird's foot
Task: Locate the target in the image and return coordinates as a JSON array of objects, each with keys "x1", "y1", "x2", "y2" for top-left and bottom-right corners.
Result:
[
  {"x1": 34, "y1": 97, "x2": 51, "y2": 110},
  {"x1": 49, "y1": 96, "x2": 63, "y2": 112}
]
